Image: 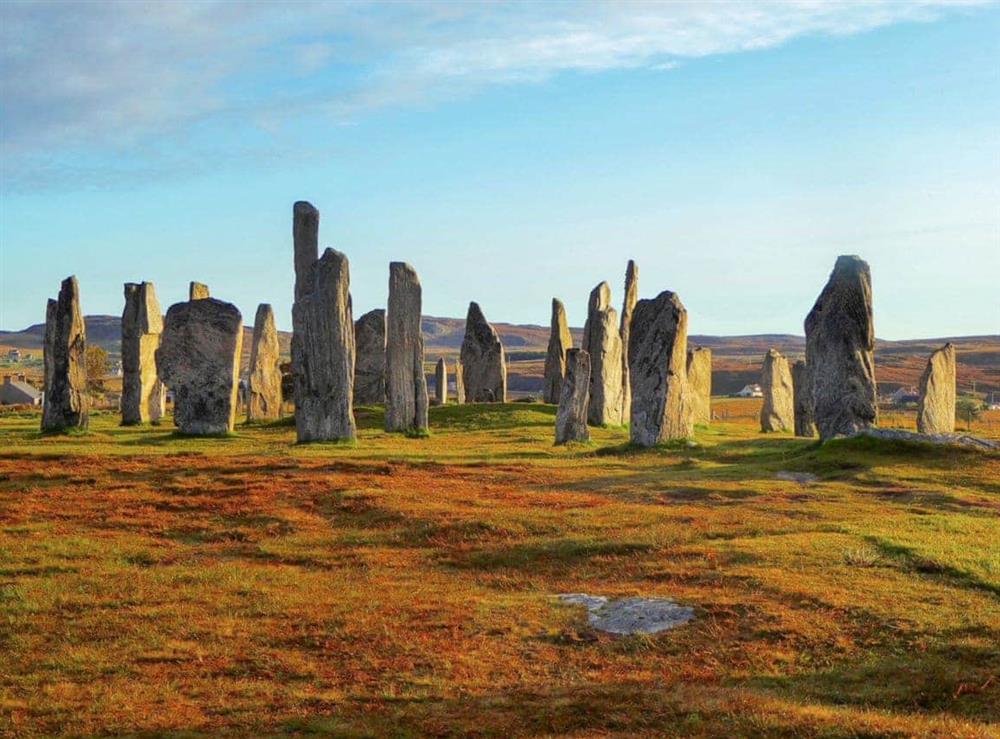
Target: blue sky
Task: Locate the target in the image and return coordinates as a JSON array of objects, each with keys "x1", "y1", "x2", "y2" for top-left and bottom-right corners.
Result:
[{"x1": 1, "y1": 1, "x2": 998, "y2": 338}]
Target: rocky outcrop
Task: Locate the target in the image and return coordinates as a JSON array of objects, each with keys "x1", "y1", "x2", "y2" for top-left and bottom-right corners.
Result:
[
  {"x1": 760, "y1": 349, "x2": 794, "y2": 432},
  {"x1": 435, "y1": 357, "x2": 448, "y2": 405},
  {"x1": 805, "y1": 255, "x2": 877, "y2": 440},
  {"x1": 582, "y1": 282, "x2": 623, "y2": 426},
  {"x1": 686, "y1": 347, "x2": 712, "y2": 426},
  {"x1": 121, "y1": 281, "x2": 164, "y2": 425},
  {"x1": 292, "y1": 249, "x2": 357, "y2": 442},
  {"x1": 189, "y1": 282, "x2": 210, "y2": 300},
  {"x1": 353, "y1": 309, "x2": 386, "y2": 405},
  {"x1": 543, "y1": 298, "x2": 572, "y2": 404},
  {"x1": 555, "y1": 349, "x2": 590, "y2": 444},
  {"x1": 247, "y1": 303, "x2": 282, "y2": 422},
  {"x1": 460, "y1": 302, "x2": 507, "y2": 403},
  {"x1": 454, "y1": 359, "x2": 465, "y2": 404},
  {"x1": 628, "y1": 290, "x2": 691, "y2": 446},
  {"x1": 156, "y1": 298, "x2": 242, "y2": 435},
  {"x1": 385, "y1": 262, "x2": 428, "y2": 433},
  {"x1": 41, "y1": 276, "x2": 89, "y2": 432},
  {"x1": 791, "y1": 360, "x2": 815, "y2": 437},
  {"x1": 917, "y1": 343, "x2": 956, "y2": 434},
  {"x1": 620, "y1": 260, "x2": 638, "y2": 422}
]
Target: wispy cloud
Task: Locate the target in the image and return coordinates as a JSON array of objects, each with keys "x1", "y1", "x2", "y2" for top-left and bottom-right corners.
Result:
[{"x1": 1, "y1": 0, "x2": 991, "y2": 189}]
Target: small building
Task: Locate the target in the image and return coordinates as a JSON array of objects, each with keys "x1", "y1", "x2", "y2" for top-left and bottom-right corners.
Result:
[
  {"x1": 6, "y1": 348, "x2": 21, "y2": 361},
  {"x1": 889, "y1": 386, "x2": 920, "y2": 405},
  {"x1": 0, "y1": 375, "x2": 43, "y2": 406},
  {"x1": 735, "y1": 384, "x2": 763, "y2": 398}
]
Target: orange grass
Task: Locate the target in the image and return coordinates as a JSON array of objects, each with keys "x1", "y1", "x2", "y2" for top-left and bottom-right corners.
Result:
[{"x1": 1, "y1": 404, "x2": 998, "y2": 737}]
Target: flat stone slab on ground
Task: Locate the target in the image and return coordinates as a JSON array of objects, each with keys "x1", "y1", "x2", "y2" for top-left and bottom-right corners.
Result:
[
  {"x1": 557, "y1": 593, "x2": 694, "y2": 635},
  {"x1": 853, "y1": 428, "x2": 999, "y2": 451},
  {"x1": 776, "y1": 471, "x2": 819, "y2": 484}
]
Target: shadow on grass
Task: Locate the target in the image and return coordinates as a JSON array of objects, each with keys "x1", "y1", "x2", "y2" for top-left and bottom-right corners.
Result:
[
  {"x1": 868, "y1": 537, "x2": 1000, "y2": 598},
  {"x1": 440, "y1": 538, "x2": 655, "y2": 572}
]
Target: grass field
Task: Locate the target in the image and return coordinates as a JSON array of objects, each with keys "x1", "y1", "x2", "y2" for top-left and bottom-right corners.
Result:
[{"x1": 1, "y1": 402, "x2": 998, "y2": 737}]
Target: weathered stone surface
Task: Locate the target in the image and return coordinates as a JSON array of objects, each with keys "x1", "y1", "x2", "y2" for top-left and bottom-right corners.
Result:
[
  {"x1": 41, "y1": 276, "x2": 89, "y2": 431},
  {"x1": 686, "y1": 347, "x2": 712, "y2": 426},
  {"x1": 460, "y1": 302, "x2": 507, "y2": 403},
  {"x1": 292, "y1": 249, "x2": 357, "y2": 442},
  {"x1": 454, "y1": 359, "x2": 465, "y2": 404},
  {"x1": 557, "y1": 594, "x2": 694, "y2": 635},
  {"x1": 293, "y1": 201, "x2": 319, "y2": 302},
  {"x1": 917, "y1": 343, "x2": 956, "y2": 434},
  {"x1": 760, "y1": 349, "x2": 794, "y2": 432},
  {"x1": 434, "y1": 357, "x2": 448, "y2": 405},
  {"x1": 791, "y1": 359, "x2": 815, "y2": 438},
  {"x1": 555, "y1": 349, "x2": 590, "y2": 444},
  {"x1": 121, "y1": 281, "x2": 164, "y2": 425},
  {"x1": 543, "y1": 298, "x2": 571, "y2": 404},
  {"x1": 854, "y1": 427, "x2": 997, "y2": 450},
  {"x1": 188, "y1": 282, "x2": 210, "y2": 300},
  {"x1": 582, "y1": 282, "x2": 624, "y2": 426},
  {"x1": 156, "y1": 298, "x2": 242, "y2": 435},
  {"x1": 247, "y1": 303, "x2": 282, "y2": 422},
  {"x1": 628, "y1": 291, "x2": 691, "y2": 446},
  {"x1": 385, "y1": 262, "x2": 428, "y2": 432},
  {"x1": 353, "y1": 309, "x2": 386, "y2": 405},
  {"x1": 620, "y1": 260, "x2": 639, "y2": 422},
  {"x1": 805, "y1": 255, "x2": 878, "y2": 440}
]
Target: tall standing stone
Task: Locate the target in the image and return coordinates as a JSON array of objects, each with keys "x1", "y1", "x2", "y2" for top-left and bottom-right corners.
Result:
[
  {"x1": 460, "y1": 302, "x2": 507, "y2": 403},
  {"x1": 791, "y1": 360, "x2": 815, "y2": 438},
  {"x1": 917, "y1": 343, "x2": 956, "y2": 434},
  {"x1": 805, "y1": 255, "x2": 878, "y2": 440},
  {"x1": 454, "y1": 358, "x2": 465, "y2": 404},
  {"x1": 435, "y1": 357, "x2": 449, "y2": 405},
  {"x1": 555, "y1": 349, "x2": 591, "y2": 444},
  {"x1": 582, "y1": 282, "x2": 624, "y2": 426},
  {"x1": 760, "y1": 349, "x2": 794, "y2": 432},
  {"x1": 189, "y1": 282, "x2": 210, "y2": 300},
  {"x1": 686, "y1": 347, "x2": 712, "y2": 426},
  {"x1": 620, "y1": 260, "x2": 639, "y2": 422},
  {"x1": 121, "y1": 281, "x2": 165, "y2": 425},
  {"x1": 543, "y1": 298, "x2": 572, "y2": 404},
  {"x1": 354, "y1": 309, "x2": 386, "y2": 405},
  {"x1": 41, "y1": 276, "x2": 89, "y2": 432},
  {"x1": 247, "y1": 303, "x2": 282, "y2": 422},
  {"x1": 156, "y1": 298, "x2": 242, "y2": 435},
  {"x1": 385, "y1": 262, "x2": 429, "y2": 433},
  {"x1": 628, "y1": 291, "x2": 691, "y2": 446},
  {"x1": 291, "y1": 201, "x2": 320, "y2": 409},
  {"x1": 292, "y1": 249, "x2": 357, "y2": 442}
]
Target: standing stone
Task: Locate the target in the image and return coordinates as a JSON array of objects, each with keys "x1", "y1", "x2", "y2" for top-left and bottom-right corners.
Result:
[
  {"x1": 582, "y1": 282, "x2": 624, "y2": 426},
  {"x1": 460, "y1": 302, "x2": 507, "y2": 403},
  {"x1": 620, "y1": 260, "x2": 639, "y2": 422},
  {"x1": 628, "y1": 291, "x2": 691, "y2": 446},
  {"x1": 543, "y1": 298, "x2": 572, "y2": 404},
  {"x1": 435, "y1": 357, "x2": 448, "y2": 405},
  {"x1": 917, "y1": 343, "x2": 956, "y2": 434},
  {"x1": 41, "y1": 276, "x2": 89, "y2": 432},
  {"x1": 805, "y1": 255, "x2": 878, "y2": 440},
  {"x1": 454, "y1": 358, "x2": 465, "y2": 404},
  {"x1": 293, "y1": 201, "x2": 320, "y2": 302},
  {"x1": 121, "y1": 281, "x2": 165, "y2": 425},
  {"x1": 760, "y1": 349, "x2": 794, "y2": 432},
  {"x1": 555, "y1": 349, "x2": 591, "y2": 444},
  {"x1": 791, "y1": 360, "x2": 815, "y2": 438},
  {"x1": 292, "y1": 249, "x2": 357, "y2": 442},
  {"x1": 354, "y1": 309, "x2": 386, "y2": 405},
  {"x1": 385, "y1": 262, "x2": 429, "y2": 433},
  {"x1": 247, "y1": 303, "x2": 282, "y2": 422},
  {"x1": 189, "y1": 282, "x2": 210, "y2": 300},
  {"x1": 686, "y1": 347, "x2": 712, "y2": 426},
  {"x1": 156, "y1": 298, "x2": 242, "y2": 435}
]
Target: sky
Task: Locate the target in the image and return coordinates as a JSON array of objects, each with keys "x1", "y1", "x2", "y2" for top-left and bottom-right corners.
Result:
[{"x1": 1, "y1": 0, "x2": 998, "y2": 339}]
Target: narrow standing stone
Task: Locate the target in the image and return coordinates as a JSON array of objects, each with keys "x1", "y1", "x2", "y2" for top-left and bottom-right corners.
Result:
[
  {"x1": 582, "y1": 282, "x2": 624, "y2": 426},
  {"x1": 41, "y1": 276, "x2": 89, "y2": 432},
  {"x1": 543, "y1": 298, "x2": 572, "y2": 404},
  {"x1": 628, "y1": 290, "x2": 691, "y2": 446},
  {"x1": 460, "y1": 302, "x2": 507, "y2": 403},
  {"x1": 353, "y1": 309, "x2": 386, "y2": 405},
  {"x1": 435, "y1": 357, "x2": 448, "y2": 405},
  {"x1": 555, "y1": 349, "x2": 591, "y2": 444},
  {"x1": 760, "y1": 349, "x2": 794, "y2": 432},
  {"x1": 156, "y1": 298, "x2": 242, "y2": 435},
  {"x1": 686, "y1": 347, "x2": 712, "y2": 426},
  {"x1": 247, "y1": 303, "x2": 282, "y2": 422},
  {"x1": 791, "y1": 360, "x2": 815, "y2": 437},
  {"x1": 917, "y1": 343, "x2": 956, "y2": 434},
  {"x1": 385, "y1": 262, "x2": 429, "y2": 432},
  {"x1": 121, "y1": 281, "x2": 165, "y2": 425},
  {"x1": 293, "y1": 201, "x2": 320, "y2": 302},
  {"x1": 189, "y1": 282, "x2": 210, "y2": 300},
  {"x1": 805, "y1": 255, "x2": 878, "y2": 440},
  {"x1": 454, "y1": 358, "x2": 465, "y2": 404},
  {"x1": 620, "y1": 260, "x2": 639, "y2": 422}
]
